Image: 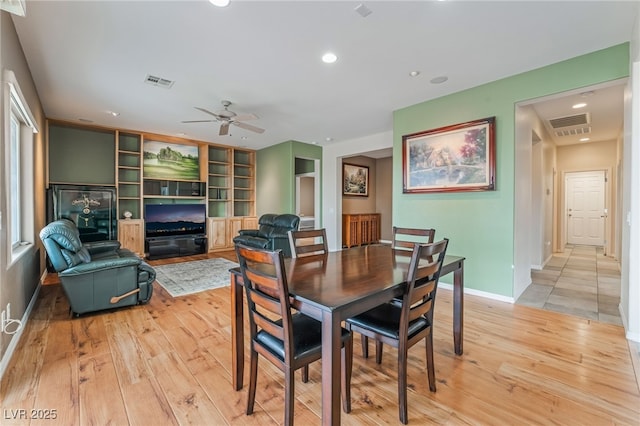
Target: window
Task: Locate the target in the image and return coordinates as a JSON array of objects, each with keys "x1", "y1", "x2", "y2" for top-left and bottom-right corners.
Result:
[
  {"x1": 9, "y1": 109, "x2": 21, "y2": 248},
  {"x1": 4, "y1": 70, "x2": 38, "y2": 261}
]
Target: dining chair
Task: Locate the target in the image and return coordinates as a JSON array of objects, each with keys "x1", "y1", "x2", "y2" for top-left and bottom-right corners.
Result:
[
  {"x1": 392, "y1": 226, "x2": 436, "y2": 250},
  {"x1": 235, "y1": 243, "x2": 353, "y2": 426},
  {"x1": 346, "y1": 239, "x2": 449, "y2": 425},
  {"x1": 358, "y1": 226, "x2": 436, "y2": 358},
  {"x1": 288, "y1": 228, "x2": 328, "y2": 259}
]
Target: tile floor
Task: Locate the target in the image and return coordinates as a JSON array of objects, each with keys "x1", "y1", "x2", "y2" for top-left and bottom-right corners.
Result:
[{"x1": 516, "y1": 244, "x2": 622, "y2": 325}]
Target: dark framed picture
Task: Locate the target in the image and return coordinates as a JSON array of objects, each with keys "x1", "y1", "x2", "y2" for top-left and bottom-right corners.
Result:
[
  {"x1": 402, "y1": 116, "x2": 496, "y2": 193},
  {"x1": 343, "y1": 163, "x2": 369, "y2": 196}
]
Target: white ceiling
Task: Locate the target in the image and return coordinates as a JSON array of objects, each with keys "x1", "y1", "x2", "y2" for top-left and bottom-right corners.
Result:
[{"x1": 11, "y1": 1, "x2": 638, "y2": 151}]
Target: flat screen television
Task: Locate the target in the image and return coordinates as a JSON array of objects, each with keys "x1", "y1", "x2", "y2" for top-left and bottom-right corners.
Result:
[{"x1": 144, "y1": 203, "x2": 206, "y2": 238}]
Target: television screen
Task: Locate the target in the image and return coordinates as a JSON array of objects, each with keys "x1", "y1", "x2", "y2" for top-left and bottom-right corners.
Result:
[{"x1": 144, "y1": 203, "x2": 206, "y2": 238}]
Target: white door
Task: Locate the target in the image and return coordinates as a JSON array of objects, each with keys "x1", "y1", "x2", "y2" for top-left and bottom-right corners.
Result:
[{"x1": 566, "y1": 171, "x2": 605, "y2": 246}]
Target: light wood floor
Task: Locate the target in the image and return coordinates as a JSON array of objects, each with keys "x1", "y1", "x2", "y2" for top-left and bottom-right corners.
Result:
[{"x1": 2, "y1": 250, "x2": 639, "y2": 425}]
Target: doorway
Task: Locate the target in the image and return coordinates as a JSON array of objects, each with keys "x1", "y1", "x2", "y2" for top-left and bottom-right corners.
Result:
[{"x1": 565, "y1": 171, "x2": 606, "y2": 247}]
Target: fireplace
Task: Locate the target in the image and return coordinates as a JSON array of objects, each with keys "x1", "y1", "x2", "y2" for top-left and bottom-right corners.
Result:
[{"x1": 48, "y1": 184, "x2": 117, "y2": 242}]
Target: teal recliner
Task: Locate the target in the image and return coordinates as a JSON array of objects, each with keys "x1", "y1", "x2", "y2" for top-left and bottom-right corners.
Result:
[
  {"x1": 39, "y1": 219, "x2": 155, "y2": 316},
  {"x1": 233, "y1": 214, "x2": 300, "y2": 257}
]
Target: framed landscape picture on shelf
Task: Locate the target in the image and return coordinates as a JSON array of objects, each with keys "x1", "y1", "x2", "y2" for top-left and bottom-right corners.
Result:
[
  {"x1": 343, "y1": 163, "x2": 369, "y2": 196},
  {"x1": 143, "y1": 140, "x2": 200, "y2": 180},
  {"x1": 402, "y1": 116, "x2": 496, "y2": 193}
]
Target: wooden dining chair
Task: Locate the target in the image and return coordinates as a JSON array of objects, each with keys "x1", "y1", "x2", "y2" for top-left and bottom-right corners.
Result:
[
  {"x1": 392, "y1": 226, "x2": 436, "y2": 250},
  {"x1": 235, "y1": 243, "x2": 352, "y2": 426},
  {"x1": 346, "y1": 239, "x2": 449, "y2": 425},
  {"x1": 357, "y1": 226, "x2": 436, "y2": 359},
  {"x1": 288, "y1": 228, "x2": 328, "y2": 259}
]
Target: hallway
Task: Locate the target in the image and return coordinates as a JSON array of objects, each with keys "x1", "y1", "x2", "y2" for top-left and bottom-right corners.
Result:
[{"x1": 516, "y1": 245, "x2": 622, "y2": 326}]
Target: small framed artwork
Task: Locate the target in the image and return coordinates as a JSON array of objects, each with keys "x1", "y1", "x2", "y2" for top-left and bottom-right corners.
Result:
[
  {"x1": 402, "y1": 116, "x2": 496, "y2": 193},
  {"x1": 343, "y1": 163, "x2": 369, "y2": 196}
]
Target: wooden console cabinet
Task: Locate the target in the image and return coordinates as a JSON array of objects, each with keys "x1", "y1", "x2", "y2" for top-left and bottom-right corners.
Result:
[
  {"x1": 118, "y1": 219, "x2": 144, "y2": 256},
  {"x1": 342, "y1": 213, "x2": 381, "y2": 248}
]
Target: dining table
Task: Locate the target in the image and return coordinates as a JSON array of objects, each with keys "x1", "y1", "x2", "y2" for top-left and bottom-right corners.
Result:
[{"x1": 229, "y1": 244, "x2": 465, "y2": 426}]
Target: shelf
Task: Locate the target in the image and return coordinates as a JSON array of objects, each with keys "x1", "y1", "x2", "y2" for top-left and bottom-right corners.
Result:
[
  {"x1": 143, "y1": 179, "x2": 206, "y2": 197},
  {"x1": 117, "y1": 132, "x2": 142, "y2": 220}
]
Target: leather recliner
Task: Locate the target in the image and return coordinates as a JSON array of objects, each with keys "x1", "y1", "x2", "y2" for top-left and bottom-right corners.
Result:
[
  {"x1": 233, "y1": 213, "x2": 300, "y2": 257},
  {"x1": 39, "y1": 219, "x2": 155, "y2": 315}
]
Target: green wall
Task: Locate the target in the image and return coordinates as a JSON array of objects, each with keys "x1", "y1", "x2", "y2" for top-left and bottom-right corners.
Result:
[
  {"x1": 257, "y1": 140, "x2": 322, "y2": 216},
  {"x1": 393, "y1": 43, "x2": 629, "y2": 297},
  {"x1": 49, "y1": 124, "x2": 116, "y2": 184}
]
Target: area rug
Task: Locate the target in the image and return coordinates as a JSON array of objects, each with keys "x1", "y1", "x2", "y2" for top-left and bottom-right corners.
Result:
[{"x1": 154, "y1": 258, "x2": 239, "y2": 297}]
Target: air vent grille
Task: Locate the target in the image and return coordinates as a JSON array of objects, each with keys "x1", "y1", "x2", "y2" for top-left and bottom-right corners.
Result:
[
  {"x1": 144, "y1": 74, "x2": 174, "y2": 89},
  {"x1": 548, "y1": 113, "x2": 590, "y2": 129},
  {"x1": 555, "y1": 126, "x2": 591, "y2": 137}
]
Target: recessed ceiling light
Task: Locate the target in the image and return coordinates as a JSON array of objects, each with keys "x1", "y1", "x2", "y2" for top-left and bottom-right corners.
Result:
[
  {"x1": 209, "y1": 0, "x2": 230, "y2": 7},
  {"x1": 430, "y1": 76, "x2": 448, "y2": 84},
  {"x1": 580, "y1": 137, "x2": 590, "y2": 142},
  {"x1": 409, "y1": 71, "x2": 420, "y2": 77},
  {"x1": 322, "y1": 52, "x2": 337, "y2": 64},
  {"x1": 241, "y1": 136, "x2": 248, "y2": 140},
  {"x1": 325, "y1": 137, "x2": 333, "y2": 142},
  {"x1": 107, "y1": 111, "x2": 120, "y2": 117},
  {"x1": 572, "y1": 102, "x2": 587, "y2": 109}
]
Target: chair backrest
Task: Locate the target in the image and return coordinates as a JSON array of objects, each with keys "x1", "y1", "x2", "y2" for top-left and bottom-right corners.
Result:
[
  {"x1": 235, "y1": 244, "x2": 294, "y2": 364},
  {"x1": 399, "y1": 239, "x2": 449, "y2": 333},
  {"x1": 392, "y1": 226, "x2": 435, "y2": 250},
  {"x1": 288, "y1": 228, "x2": 328, "y2": 259},
  {"x1": 39, "y1": 219, "x2": 92, "y2": 272}
]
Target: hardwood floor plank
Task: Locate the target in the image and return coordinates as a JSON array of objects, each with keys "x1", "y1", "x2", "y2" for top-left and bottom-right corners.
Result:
[
  {"x1": 78, "y1": 353, "x2": 129, "y2": 425},
  {"x1": 147, "y1": 351, "x2": 227, "y2": 425}
]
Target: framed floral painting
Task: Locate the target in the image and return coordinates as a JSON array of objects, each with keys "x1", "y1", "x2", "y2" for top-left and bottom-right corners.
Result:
[
  {"x1": 402, "y1": 117, "x2": 496, "y2": 193},
  {"x1": 343, "y1": 163, "x2": 369, "y2": 196}
]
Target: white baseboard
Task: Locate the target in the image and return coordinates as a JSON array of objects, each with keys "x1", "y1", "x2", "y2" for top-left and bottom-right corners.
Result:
[
  {"x1": 0, "y1": 282, "x2": 42, "y2": 381},
  {"x1": 438, "y1": 282, "x2": 515, "y2": 304}
]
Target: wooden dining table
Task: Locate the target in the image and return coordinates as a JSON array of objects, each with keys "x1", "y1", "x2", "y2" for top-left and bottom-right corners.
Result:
[{"x1": 229, "y1": 244, "x2": 465, "y2": 426}]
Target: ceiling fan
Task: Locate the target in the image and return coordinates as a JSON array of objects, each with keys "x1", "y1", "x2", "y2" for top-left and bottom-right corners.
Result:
[{"x1": 182, "y1": 100, "x2": 265, "y2": 136}]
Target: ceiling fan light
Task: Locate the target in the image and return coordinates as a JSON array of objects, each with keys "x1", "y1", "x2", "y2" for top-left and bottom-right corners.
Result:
[{"x1": 209, "y1": 0, "x2": 230, "y2": 7}]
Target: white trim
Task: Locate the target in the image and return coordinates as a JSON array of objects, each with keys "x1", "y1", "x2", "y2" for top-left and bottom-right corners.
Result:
[
  {"x1": 3, "y1": 70, "x2": 38, "y2": 133},
  {"x1": 0, "y1": 283, "x2": 41, "y2": 381},
  {"x1": 438, "y1": 282, "x2": 515, "y2": 304}
]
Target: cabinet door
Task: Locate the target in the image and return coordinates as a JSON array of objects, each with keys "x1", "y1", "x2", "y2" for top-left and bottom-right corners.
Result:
[
  {"x1": 242, "y1": 216, "x2": 258, "y2": 230},
  {"x1": 207, "y1": 218, "x2": 227, "y2": 250},
  {"x1": 227, "y1": 218, "x2": 244, "y2": 247},
  {"x1": 118, "y1": 219, "x2": 144, "y2": 256}
]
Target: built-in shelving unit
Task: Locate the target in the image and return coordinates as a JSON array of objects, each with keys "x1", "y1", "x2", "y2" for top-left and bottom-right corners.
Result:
[
  {"x1": 116, "y1": 132, "x2": 142, "y2": 219},
  {"x1": 233, "y1": 149, "x2": 255, "y2": 217},
  {"x1": 207, "y1": 146, "x2": 231, "y2": 217},
  {"x1": 48, "y1": 120, "x2": 257, "y2": 256}
]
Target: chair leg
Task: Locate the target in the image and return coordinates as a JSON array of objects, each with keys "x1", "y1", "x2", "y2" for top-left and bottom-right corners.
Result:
[
  {"x1": 398, "y1": 346, "x2": 409, "y2": 425},
  {"x1": 247, "y1": 349, "x2": 258, "y2": 415},
  {"x1": 375, "y1": 340, "x2": 383, "y2": 364},
  {"x1": 426, "y1": 330, "x2": 436, "y2": 392},
  {"x1": 284, "y1": 367, "x2": 295, "y2": 426},
  {"x1": 361, "y1": 334, "x2": 369, "y2": 358},
  {"x1": 302, "y1": 365, "x2": 309, "y2": 383},
  {"x1": 341, "y1": 335, "x2": 353, "y2": 413}
]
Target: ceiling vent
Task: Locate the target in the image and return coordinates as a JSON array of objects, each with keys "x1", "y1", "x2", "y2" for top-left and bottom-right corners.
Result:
[
  {"x1": 144, "y1": 74, "x2": 175, "y2": 89},
  {"x1": 548, "y1": 112, "x2": 591, "y2": 137}
]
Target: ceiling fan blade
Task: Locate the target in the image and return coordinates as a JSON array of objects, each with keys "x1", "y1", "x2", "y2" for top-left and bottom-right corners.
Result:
[
  {"x1": 194, "y1": 107, "x2": 222, "y2": 119},
  {"x1": 232, "y1": 113, "x2": 258, "y2": 122},
  {"x1": 219, "y1": 121, "x2": 230, "y2": 136},
  {"x1": 233, "y1": 121, "x2": 265, "y2": 134},
  {"x1": 181, "y1": 119, "x2": 216, "y2": 123}
]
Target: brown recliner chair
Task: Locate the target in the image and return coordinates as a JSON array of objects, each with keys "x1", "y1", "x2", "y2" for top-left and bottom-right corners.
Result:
[{"x1": 39, "y1": 219, "x2": 155, "y2": 316}]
